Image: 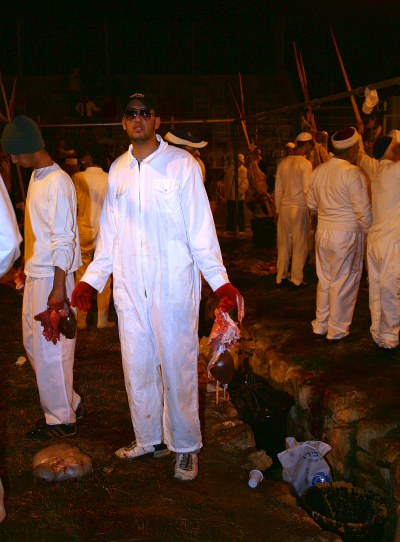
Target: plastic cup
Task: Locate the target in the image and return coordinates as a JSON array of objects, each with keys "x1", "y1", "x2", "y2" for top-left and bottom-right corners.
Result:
[{"x1": 248, "y1": 469, "x2": 263, "y2": 488}]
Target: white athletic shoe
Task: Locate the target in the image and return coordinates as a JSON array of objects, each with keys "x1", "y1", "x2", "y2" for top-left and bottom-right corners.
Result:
[
  {"x1": 174, "y1": 453, "x2": 198, "y2": 481},
  {"x1": 115, "y1": 441, "x2": 170, "y2": 460}
]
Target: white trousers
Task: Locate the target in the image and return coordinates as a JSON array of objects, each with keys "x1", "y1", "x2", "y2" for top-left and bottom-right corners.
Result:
[
  {"x1": 75, "y1": 250, "x2": 112, "y2": 327},
  {"x1": 22, "y1": 274, "x2": 81, "y2": 425},
  {"x1": 313, "y1": 229, "x2": 364, "y2": 340},
  {"x1": 368, "y1": 242, "x2": 400, "y2": 348},
  {"x1": 276, "y1": 207, "x2": 309, "y2": 285},
  {"x1": 116, "y1": 297, "x2": 202, "y2": 454}
]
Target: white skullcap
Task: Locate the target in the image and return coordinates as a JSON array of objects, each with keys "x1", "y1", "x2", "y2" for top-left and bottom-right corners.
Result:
[
  {"x1": 65, "y1": 149, "x2": 76, "y2": 156},
  {"x1": 237, "y1": 153, "x2": 245, "y2": 163},
  {"x1": 295, "y1": 132, "x2": 313, "y2": 143},
  {"x1": 331, "y1": 127, "x2": 359, "y2": 149},
  {"x1": 388, "y1": 130, "x2": 400, "y2": 145},
  {"x1": 65, "y1": 158, "x2": 78, "y2": 165},
  {"x1": 285, "y1": 142, "x2": 295, "y2": 148}
]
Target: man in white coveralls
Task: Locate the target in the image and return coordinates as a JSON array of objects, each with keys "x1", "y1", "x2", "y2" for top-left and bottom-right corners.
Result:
[
  {"x1": 307, "y1": 127, "x2": 372, "y2": 345},
  {"x1": 1, "y1": 116, "x2": 83, "y2": 440},
  {"x1": 72, "y1": 92, "x2": 241, "y2": 481}
]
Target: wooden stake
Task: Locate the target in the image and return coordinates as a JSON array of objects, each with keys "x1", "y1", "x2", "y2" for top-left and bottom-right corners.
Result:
[
  {"x1": 228, "y1": 83, "x2": 251, "y2": 147},
  {"x1": 9, "y1": 76, "x2": 17, "y2": 119},
  {"x1": 299, "y1": 51, "x2": 317, "y2": 131},
  {"x1": 239, "y1": 72, "x2": 245, "y2": 117},
  {"x1": 330, "y1": 28, "x2": 362, "y2": 123},
  {"x1": 0, "y1": 73, "x2": 26, "y2": 202}
]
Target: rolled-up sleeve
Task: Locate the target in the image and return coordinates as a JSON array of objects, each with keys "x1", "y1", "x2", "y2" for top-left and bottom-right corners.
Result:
[
  {"x1": 0, "y1": 175, "x2": 22, "y2": 278},
  {"x1": 180, "y1": 160, "x2": 229, "y2": 292},
  {"x1": 48, "y1": 181, "x2": 77, "y2": 272}
]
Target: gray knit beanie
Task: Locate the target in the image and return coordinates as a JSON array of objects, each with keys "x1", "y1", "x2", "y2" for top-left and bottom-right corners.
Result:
[{"x1": 1, "y1": 115, "x2": 45, "y2": 154}]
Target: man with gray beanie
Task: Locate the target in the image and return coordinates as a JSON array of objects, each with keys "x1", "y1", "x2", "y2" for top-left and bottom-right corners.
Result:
[
  {"x1": 358, "y1": 135, "x2": 400, "y2": 358},
  {"x1": 1, "y1": 115, "x2": 83, "y2": 440}
]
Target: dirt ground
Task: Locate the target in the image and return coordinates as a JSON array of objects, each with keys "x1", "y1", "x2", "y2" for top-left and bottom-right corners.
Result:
[{"x1": 0, "y1": 230, "x2": 364, "y2": 542}]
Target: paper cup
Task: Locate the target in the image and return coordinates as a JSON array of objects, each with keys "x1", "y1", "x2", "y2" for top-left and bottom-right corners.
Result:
[{"x1": 248, "y1": 469, "x2": 263, "y2": 488}]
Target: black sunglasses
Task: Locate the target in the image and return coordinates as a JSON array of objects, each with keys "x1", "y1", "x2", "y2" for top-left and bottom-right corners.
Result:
[{"x1": 124, "y1": 108, "x2": 154, "y2": 121}]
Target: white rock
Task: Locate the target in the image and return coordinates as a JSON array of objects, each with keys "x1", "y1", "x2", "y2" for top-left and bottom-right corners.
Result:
[
  {"x1": 32, "y1": 444, "x2": 92, "y2": 482},
  {"x1": 15, "y1": 356, "x2": 26, "y2": 366}
]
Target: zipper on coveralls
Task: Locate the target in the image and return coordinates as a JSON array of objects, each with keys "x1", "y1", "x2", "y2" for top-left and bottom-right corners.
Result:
[{"x1": 138, "y1": 162, "x2": 147, "y2": 298}]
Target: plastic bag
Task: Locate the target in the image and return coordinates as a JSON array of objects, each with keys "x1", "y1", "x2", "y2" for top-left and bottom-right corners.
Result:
[{"x1": 277, "y1": 437, "x2": 332, "y2": 496}]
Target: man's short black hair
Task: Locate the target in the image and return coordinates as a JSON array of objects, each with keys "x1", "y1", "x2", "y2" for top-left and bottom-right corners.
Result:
[{"x1": 87, "y1": 143, "x2": 107, "y2": 166}]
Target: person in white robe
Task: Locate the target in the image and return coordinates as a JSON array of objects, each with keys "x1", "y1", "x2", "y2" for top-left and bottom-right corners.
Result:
[
  {"x1": 358, "y1": 135, "x2": 400, "y2": 358},
  {"x1": 275, "y1": 132, "x2": 313, "y2": 289},
  {"x1": 72, "y1": 144, "x2": 114, "y2": 329},
  {"x1": 307, "y1": 127, "x2": 372, "y2": 344}
]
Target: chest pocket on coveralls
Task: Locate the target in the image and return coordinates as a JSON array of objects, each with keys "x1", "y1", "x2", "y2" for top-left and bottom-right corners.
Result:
[
  {"x1": 153, "y1": 180, "x2": 180, "y2": 213},
  {"x1": 112, "y1": 185, "x2": 129, "y2": 223}
]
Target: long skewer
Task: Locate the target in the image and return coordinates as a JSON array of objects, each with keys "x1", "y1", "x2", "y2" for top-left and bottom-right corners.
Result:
[
  {"x1": 330, "y1": 28, "x2": 362, "y2": 123},
  {"x1": 299, "y1": 51, "x2": 317, "y2": 131},
  {"x1": 228, "y1": 83, "x2": 250, "y2": 147}
]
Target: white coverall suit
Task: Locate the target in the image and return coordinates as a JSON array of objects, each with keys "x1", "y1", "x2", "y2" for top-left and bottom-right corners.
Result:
[
  {"x1": 0, "y1": 174, "x2": 21, "y2": 277},
  {"x1": 81, "y1": 136, "x2": 229, "y2": 453},
  {"x1": 23, "y1": 164, "x2": 82, "y2": 425},
  {"x1": 275, "y1": 155, "x2": 312, "y2": 285},
  {"x1": 359, "y1": 151, "x2": 400, "y2": 348},
  {"x1": 72, "y1": 167, "x2": 112, "y2": 328},
  {"x1": 307, "y1": 158, "x2": 372, "y2": 340}
]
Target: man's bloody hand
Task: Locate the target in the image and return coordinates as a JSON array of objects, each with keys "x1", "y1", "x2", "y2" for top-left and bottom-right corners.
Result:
[
  {"x1": 215, "y1": 283, "x2": 241, "y2": 313},
  {"x1": 71, "y1": 281, "x2": 95, "y2": 312}
]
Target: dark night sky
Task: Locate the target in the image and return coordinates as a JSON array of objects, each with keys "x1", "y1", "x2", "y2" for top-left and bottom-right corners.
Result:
[{"x1": 1, "y1": 0, "x2": 400, "y2": 100}]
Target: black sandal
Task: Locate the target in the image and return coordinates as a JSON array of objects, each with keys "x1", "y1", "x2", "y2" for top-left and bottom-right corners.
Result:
[{"x1": 26, "y1": 422, "x2": 77, "y2": 441}]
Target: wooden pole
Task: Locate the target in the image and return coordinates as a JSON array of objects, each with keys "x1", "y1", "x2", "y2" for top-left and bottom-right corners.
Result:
[
  {"x1": 239, "y1": 72, "x2": 245, "y2": 117},
  {"x1": 9, "y1": 76, "x2": 17, "y2": 119},
  {"x1": 228, "y1": 83, "x2": 250, "y2": 147},
  {"x1": 0, "y1": 73, "x2": 26, "y2": 202},
  {"x1": 299, "y1": 51, "x2": 317, "y2": 131},
  {"x1": 293, "y1": 42, "x2": 310, "y2": 123},
  {"x1": 330, "y1": 28, "x2": 362, "y2": 123}
]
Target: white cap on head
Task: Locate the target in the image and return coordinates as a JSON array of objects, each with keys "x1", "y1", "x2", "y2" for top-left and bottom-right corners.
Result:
[
  {"x1": 285, "y1": 142, "x2": 295, "y2": 149},
  {"x1": 65, "y1": 158, "x2": 78, "y2": 165},
  {"x1": 295, "y1": 132, "x2": 313, "y2": 143},
  {"x1": 237, "y1": 153, "x2": 245, "y2": 163},
  {"x1": 388, "y1": 130, "x2": 400, "y2": 145},
  {"x1": 331, "y1": 127, "x2": 359, "y2": 149}
]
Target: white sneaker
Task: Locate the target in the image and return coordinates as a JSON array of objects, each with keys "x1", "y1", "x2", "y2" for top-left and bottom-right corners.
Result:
[
  {"x1": 174, "y1": 453, "x2": 198, "y2": 481},
  {"x1": 115, "y1": 441, "x2": 170, "y2": 460}
]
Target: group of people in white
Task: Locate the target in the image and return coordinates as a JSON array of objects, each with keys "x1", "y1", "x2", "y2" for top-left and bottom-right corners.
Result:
[
  {"x1": 275, "y1": 124, "x2": 400, "y2": 357},
  {"x1": 0, "y1": 93, "x2": 242, "y2": 483},
  {"x1": 1, "y1": 95, "x2": 400, "y2": 489}
]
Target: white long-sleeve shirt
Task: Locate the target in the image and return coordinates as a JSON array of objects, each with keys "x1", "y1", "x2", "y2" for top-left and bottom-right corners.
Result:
[
  {"x1": 224, "y1": 164, "x2": 248, "y2": 201},
  {"x1": 274, "y1": 155, "x2": 312, "y2": 212},
  {"x1": 0, "y1": 174, "x2": 22, "y2": 277},
  {"x1": 72, "y1": 167, "x2": 109, "y2": 252},
  {"x1": 360, "y1": 157, "x2": 400, "y2": 246},
  {"x1": 82, "y1": 136, "x2": 228, "y2": 297},
  {"x1": 24, "y1": 163, "x2": 81, "y2": 278},
  {"x1": 307, "y1": 157, "x2": 372, "y2": 233}
]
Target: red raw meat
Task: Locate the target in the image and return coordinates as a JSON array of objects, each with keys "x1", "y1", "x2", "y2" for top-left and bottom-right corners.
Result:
[
  {"x1": 34, "y1": 301, "x2": 69, "y2": 345},
  {"x1": 208, "y1": 309, "x2": 240, "y2": 351}
]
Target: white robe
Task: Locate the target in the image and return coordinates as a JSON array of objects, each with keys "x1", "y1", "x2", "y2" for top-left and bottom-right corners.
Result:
[
  {"x1": 72, "y1": 167, "x2": 111, "y2": 326},
  {"x1": 82, "y1": 136, "x2": 229, "y2": 453},
  {"x1": 275, "y1": 155, "x2": 312, "y2": 285},
  {"x1": 0, "y1": 174, "x2": 21, "y2": 278},
  {"x1": 307, "y1": 157, "x2": 372, "y2": 339},
  {"x1": 360, "y1": 153, "x2": 400, "y2": 348}
]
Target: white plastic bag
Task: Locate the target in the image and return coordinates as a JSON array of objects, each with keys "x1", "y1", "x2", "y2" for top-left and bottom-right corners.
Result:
[{"x1": 277, "y1": 437, "x2": 332, "y2": 496}]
